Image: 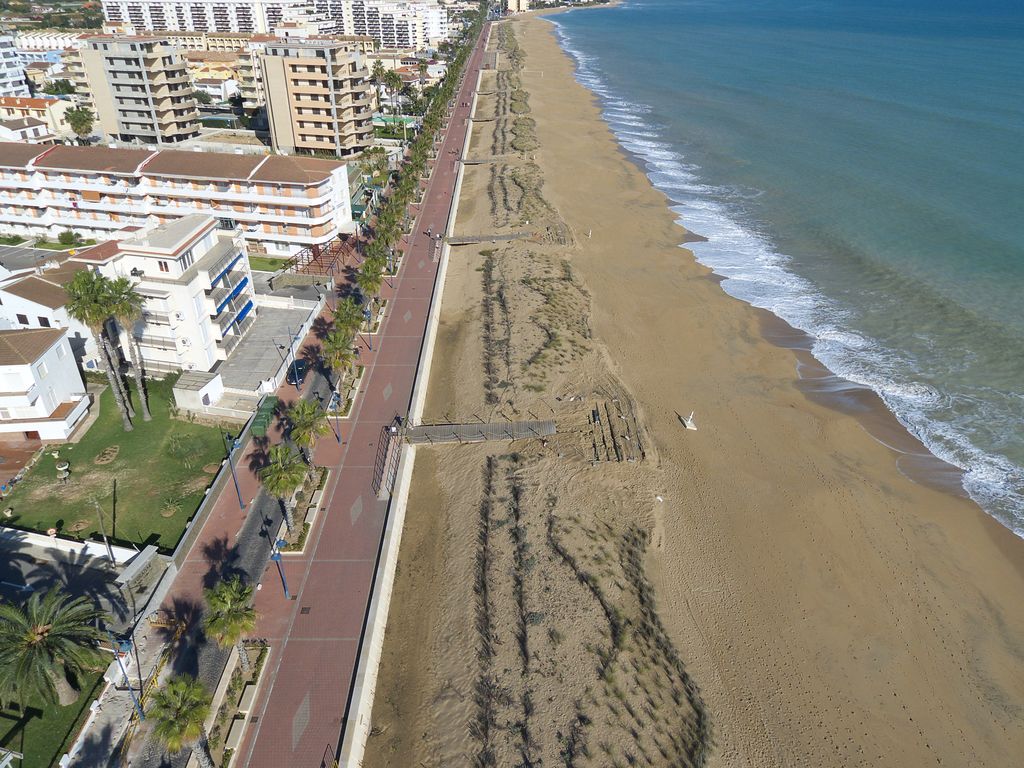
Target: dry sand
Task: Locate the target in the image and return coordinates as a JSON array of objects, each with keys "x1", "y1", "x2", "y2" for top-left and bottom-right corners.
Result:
[{"x1": 365, "y1": 16, "x2": 1024, "y2": 768}]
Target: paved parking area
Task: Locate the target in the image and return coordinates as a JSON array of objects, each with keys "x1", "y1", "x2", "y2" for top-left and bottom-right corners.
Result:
[
  {"x1": 0, "y1": 244, "x2": 64, "y2": 273},
  {"x1": 216, "y1": 306, "x2": 314, "y2": 392}
]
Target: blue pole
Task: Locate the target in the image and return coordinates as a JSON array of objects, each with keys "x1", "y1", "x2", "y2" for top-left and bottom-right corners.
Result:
[
  {"x1": 108, "y1": 631, "x2": 144, "y2": 721},
  {"x1": 224, "y1": 433, "x2": 245, "y2": 510},
  {"x1": 271, "y1": 542, "x2": 291, "y2": 599}
]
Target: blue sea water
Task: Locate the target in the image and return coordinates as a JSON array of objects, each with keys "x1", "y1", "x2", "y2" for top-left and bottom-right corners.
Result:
[{"x1": 549, "y1": 0, "x2": 1024, "y2": 533}]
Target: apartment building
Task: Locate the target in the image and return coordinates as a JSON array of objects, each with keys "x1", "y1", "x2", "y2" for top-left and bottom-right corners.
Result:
[
  {"x1": 0, "y1": 117, "x2": 54, "y2": 144},
  {"x1": 315, "y1": 0, "x2": 449, "y2": 50},
  {"x1": 0, "y1": 259, "x2": 100, "y2": 367},
  {"x1": 0, "y1": 328, "x2": 90, "y2": 441},
  {"x1": 76, "y1": 36, "x2": 200, "y2": 144},
  {"x1": 0, "y1": 35, "x2": 30, "y2": 98},
  {"x1": 68, "y1": 215, "x2": 256, "y2": 373},
  {"x1": 101, "y1": 0, "x2": 309, "y2": 35},
  {"x1": 13, "y1": 30, "x2": 87, "y2": 53},
  {"x1": 0, "y1": 96, "x2": 73, "y2": 138},
  {"x1": 0, "y1": 142, "x2": 355, "y2": 257},
  {"x1": 261, "y1": 39, "x2": 374, "y2": 156}
]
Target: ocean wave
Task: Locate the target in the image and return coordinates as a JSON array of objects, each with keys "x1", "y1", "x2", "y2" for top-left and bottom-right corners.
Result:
[{"x1": 551, "y1": 16, "x2": 1024, "y2": 534}]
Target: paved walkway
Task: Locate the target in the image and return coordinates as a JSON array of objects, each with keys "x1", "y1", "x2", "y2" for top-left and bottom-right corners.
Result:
[{"x1": 233, "y1": 24, "x2": 492, "y2": 768}]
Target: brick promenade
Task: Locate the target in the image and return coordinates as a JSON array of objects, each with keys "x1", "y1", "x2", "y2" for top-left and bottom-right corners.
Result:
[{"x1": 224, "y1": 25, "x2": 491, "y2": 767}]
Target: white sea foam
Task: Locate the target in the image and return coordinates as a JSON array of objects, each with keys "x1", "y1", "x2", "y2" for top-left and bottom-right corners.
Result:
[{"x1": 551, "y1": 19, "x2": 1024, "y2": 534}]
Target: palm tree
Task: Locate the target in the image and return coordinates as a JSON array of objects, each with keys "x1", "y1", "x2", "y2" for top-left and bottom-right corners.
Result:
[
  {"x1": 321, "y1": 329, "x2": 355, "y2": 389},
  {"x1": 65, "y1": 270, "x2": 133, "y2": 431},
  {"x1": 148, "y1": 675, "x2": 214, "y2": 768},
  {"x1": 259, "y1": 445, "x2": 307, "y2": 531},
  {"x1": 383, "y1": 70, "x2": 403, "y2": 116},
  {"x1": 417, "y1": 60, "x2": 429, "y2": 89},
  {"x1": 287, "y1": 400, "x2": 330, "y2": 462},
  {"x1": 333, "y1": 296, "x2": 364, "y2": 337},
  {"x1": 202, "y1": 577, "x2": 257, "y2": 674},
  {"x1": 109, "y1": 276, "x2": 152, "y2": 421},
  {"x1": 370, "y1": 59, "x2": 386, "y2": 111},
  {"x1": 356, "y1": 261, "x2": 383, "y2": 314},
  {"x1": 66, "y1": 107, "x2": 94, "y2": 143},
  {"x1": 0, "y1": 587, "x2": 106, "y2": 707}
]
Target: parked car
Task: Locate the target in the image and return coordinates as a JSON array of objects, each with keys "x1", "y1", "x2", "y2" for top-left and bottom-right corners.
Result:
[{"x1": 286, "y1": 359, "x2": 309, "y2": 386}]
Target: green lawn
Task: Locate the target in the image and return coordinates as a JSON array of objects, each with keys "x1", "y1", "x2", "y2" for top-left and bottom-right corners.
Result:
[
  {"x1": 0, "y1": 235, "x2": 25, "y2": 245},
  {"x1": 32, "y1": 239, "x2": 97, "y2": 251},
  {"x1": 248, "y1": 254, "x2": 289, "y2": 272},
  {"x1": 6, "y1": 377, "x2": 226, "y2": 551},
  {"x1": 0, "y1": 671, "x2": 104, "y2": 768}
]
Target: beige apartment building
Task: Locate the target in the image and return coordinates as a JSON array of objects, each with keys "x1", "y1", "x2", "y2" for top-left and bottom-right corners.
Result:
[
  {"x1": 261, "y1": 39, "x2": 374, "y2": 156},
  {"x1": 71, "y1": 36, "x2": 200, "y2": 144}
]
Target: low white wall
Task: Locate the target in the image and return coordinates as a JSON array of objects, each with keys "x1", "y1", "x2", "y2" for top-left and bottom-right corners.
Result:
[{"x1": 0, "y1": 524, "x2": 138, "y2": 564}]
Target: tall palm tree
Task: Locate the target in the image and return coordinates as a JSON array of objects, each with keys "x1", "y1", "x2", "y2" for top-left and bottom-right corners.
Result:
[
  {"x1": 383, "y1": 69, "x2": 403, "y2": 116},
  {"x1": 259, "y1": 445, "x2": 308, "y2": 531},
  {"x1": 287, "y1": 400, "x2": 331, "y2": 462},
  {"x1": 108, "y1": 276, "x2": 152, "y2": 421},
  {"x1": 0, "y1": 587, "x2": 106, "y2": 707},
  {"x1": 148, "y1": 674, "x2": 214, "y2": 768},
  {"x1": 65, "y1": 270, "x2": 133, "y2": 432},
  {"x1": 203, "y1": 576, "x2": 257, "y2": 674},
  {"x1": 370, "y1": 59, "x2": 386, "y2": 111},
  {"x1": 321, "y1": 329, "x2": 356, "y2": 389}
]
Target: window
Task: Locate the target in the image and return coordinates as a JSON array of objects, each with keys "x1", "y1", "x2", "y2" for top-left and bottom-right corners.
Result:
[
  {"x1": 38, "y1": 317, "x2": 50, "y2": 327},
  {"x1": 36, "y1": 361, "x2": 48, "y2": 378},
  {"x1": 158, "y1": 260, "x2": 169, "y2": 272},
  {"x1": 16, "y1": 313, "x2": 28, "y2": 325},
  {"x1": 56, "y1": 343, "x2": 67, "y2": 360},
  {"x1": 0, "y1": 408, "x2": 9, "y2": 420}
]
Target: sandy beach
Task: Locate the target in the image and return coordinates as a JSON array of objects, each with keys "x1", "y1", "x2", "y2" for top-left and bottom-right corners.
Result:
[{"x1": 365, "y1": 15, "x2": 1024, "y2": 768}]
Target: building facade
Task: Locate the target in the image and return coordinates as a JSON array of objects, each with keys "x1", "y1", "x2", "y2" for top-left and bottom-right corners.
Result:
[
  {"x1": 69, "y1": 215, "x2": 257, "y2": 373},
  {"x1": 0, "y1": 328, "x2": 90, "y2": 441},
  {"x1": 0, "y1": 260, "x2": 100, "y2": 369},
  {"x1": 0, "y1": 35, "x2": 30, "y2": 98},
  {"x1": 101, "y1": 0, "x2": 309, "y2": 35},
  {"x1": 261, "y1": 39, "x2": 374, "y2": 156},
  {"x1": 76, "y1": 36, "x2": 200, "y2": 144},
  {"x1": 315, "y1": 1, "x2": 449, "y2": 50},
  {"x1": 0, "y1": 96, "x2": 73, "y2": 138},
  {"x1": 0, "y1": 142, "x2": 355, "y2": 257}
]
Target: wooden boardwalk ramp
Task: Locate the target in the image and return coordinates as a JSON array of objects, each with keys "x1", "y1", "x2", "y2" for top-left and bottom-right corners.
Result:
[{"x1": 407, "y1": 420, "x2": 555, "y2": 445}]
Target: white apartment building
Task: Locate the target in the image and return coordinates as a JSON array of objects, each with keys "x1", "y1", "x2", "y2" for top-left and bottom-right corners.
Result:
[
  {"x1": 101, "y1": 0, "x2": 310, "y2": 35},
  {"x1": 0, "y1": 117, "x2": 54, "y2": 143},
  {"x1": 13, "y1": 30, "x2": 87, "y2": 52},
  {"x1": 0, "y1": 260, "x2": 100, "y2": 369},
  {"x1": 316, "y1": 0, "x2": 449, "y2": 50},
  {"x1": 68, "y1": 215, "x2": 257, "y2": 373},
  {"x1": 0, "y1": 35, "x2": 30, "y2": 98},
  {"x1": 0, "y1": 142, "x2": 355, "y2": 258},
  {"x1": 0, "y1": 328, "x2": 90, "y2": 441}
]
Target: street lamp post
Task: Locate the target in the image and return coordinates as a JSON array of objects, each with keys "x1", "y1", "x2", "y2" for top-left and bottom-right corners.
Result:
[
  {"x1": 223, "y1": 433, "x2": 245, "y2": 510},
  {"x1": 108, "y1": 631, "x2": 144, "y2": 721},
  {"x1": 270, "y1": 539, "x2": 291, "y2": 599},
  {"x1": 363, "y1": 307, "x2": 373, "y2": 351}
]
